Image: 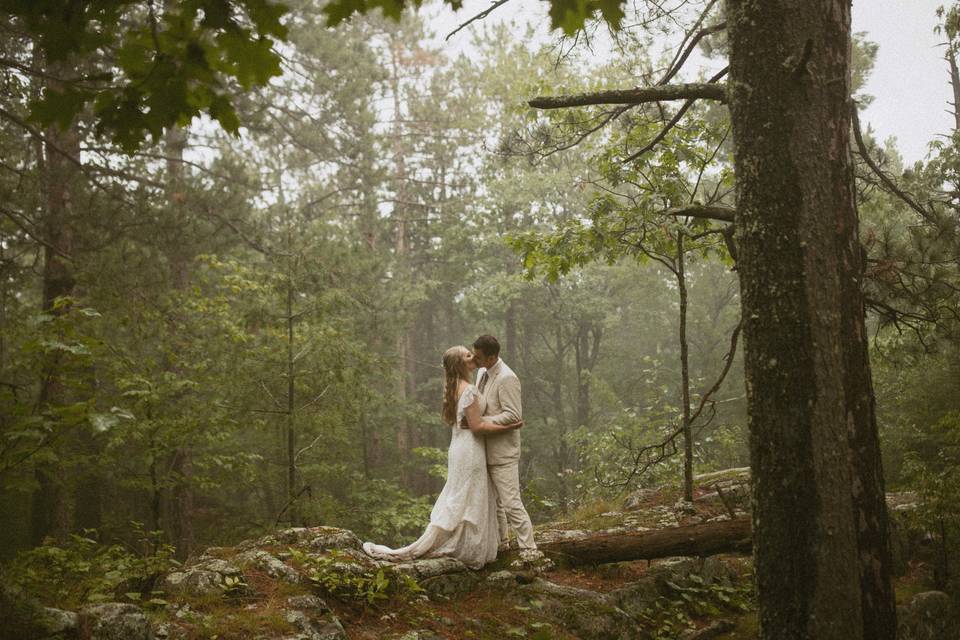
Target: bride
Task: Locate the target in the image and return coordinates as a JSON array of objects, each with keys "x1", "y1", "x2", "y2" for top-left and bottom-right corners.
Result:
[{"x1": 361, "y1": 345, "x2": 523, "y2": 569}]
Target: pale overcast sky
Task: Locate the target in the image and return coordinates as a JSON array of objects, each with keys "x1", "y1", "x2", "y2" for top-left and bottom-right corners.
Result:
[
  {"x1": 429, "y1": 0, "x2": 952, "y2": 165},
  {"x1": 853, "y1": 0, "x2": 952, "y2": 164}
]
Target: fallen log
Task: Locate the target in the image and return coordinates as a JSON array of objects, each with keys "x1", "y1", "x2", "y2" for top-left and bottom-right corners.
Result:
[{"x1": 539, "y1": 518, "x2": 752, "y2": 566}]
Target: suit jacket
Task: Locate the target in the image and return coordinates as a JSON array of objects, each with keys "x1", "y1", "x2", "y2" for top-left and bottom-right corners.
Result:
[{"x1": 478, "y1": 359, "x2": 522, "y2": 465}]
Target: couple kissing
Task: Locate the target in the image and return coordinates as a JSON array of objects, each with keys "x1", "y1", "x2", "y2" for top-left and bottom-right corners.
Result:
[{"x1": 362, "y1": 335, "x2": 543, "y2": 569}]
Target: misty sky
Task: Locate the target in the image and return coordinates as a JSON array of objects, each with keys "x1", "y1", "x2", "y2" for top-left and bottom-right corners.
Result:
[
  {"x1": 431, "y1": 0, "x2": 952, "y2": 165},
  {"x1": 853, "y1": 0, "x2": 952, "y2": 164}
]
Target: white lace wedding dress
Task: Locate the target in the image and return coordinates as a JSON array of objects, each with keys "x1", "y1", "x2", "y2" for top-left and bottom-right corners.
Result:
[{"x1": 362, "y1": 385, "x2": 499, "y2": 569}]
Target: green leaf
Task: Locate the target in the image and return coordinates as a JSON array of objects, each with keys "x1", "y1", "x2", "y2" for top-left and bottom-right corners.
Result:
[{"x1": 29, "y1": 87, "x2": 90, "y2": 131}]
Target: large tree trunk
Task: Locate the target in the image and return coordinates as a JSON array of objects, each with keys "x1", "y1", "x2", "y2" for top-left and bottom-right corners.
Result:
[
  {"x1": 539, "y1": 518, "x2": 751, "y2": 566},
  {"x1": 727, "y1": 1, "x2": 894, "y2": 638}
]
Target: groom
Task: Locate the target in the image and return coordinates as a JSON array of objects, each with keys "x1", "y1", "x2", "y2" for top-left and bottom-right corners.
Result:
[{"x1": 472, "y1": 335, "x2": 539, "y2": 555}]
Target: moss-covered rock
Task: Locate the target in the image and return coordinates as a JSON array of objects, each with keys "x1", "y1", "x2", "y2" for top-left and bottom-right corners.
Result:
[{"x1": 77, "y1": 602, "x2": 152, "y2": 640}]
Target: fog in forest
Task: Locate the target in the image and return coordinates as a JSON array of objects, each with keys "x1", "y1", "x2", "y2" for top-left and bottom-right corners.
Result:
[{"x1": 2, "y1": 2, "x2": 959, "y2": 638}]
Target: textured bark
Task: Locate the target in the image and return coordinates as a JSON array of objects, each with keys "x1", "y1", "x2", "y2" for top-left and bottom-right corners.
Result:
[
  {"x1": 843, "y1": 119, "x2": 898, "y2": 640},
  {"x1": 727, "y1": 0, "x2": 894, "y2": 637},
  {"x1": 540, "y1": 518, "x2": 751, "y2": 566}
]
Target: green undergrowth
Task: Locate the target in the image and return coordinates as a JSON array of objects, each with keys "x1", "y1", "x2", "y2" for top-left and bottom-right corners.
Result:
[
  {"x1": 4, "y1": 527, "x2": 178, "y2": 609},
  {"x1": 637, "y1": 573, "x2": 755, "y2": 639},
  {"x1": 287, "y1": 548, "x2": 424, "y2": 605}
]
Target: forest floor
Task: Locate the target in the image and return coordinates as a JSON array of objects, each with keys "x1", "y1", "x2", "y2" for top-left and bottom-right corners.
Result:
[
  {"x1": 142, "y1": 470, "x2": 936, "y2": 640},
  {"x1": 7, "y1": 470, "x2": 946, "y2": 640}
]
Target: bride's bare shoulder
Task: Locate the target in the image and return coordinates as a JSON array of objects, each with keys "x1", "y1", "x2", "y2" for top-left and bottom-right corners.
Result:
[{"x1": 456, "y1": 380, "x2": 475, "y2": 400}]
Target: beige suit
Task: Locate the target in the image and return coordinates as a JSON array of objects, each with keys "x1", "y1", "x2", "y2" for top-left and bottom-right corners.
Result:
[{"x1": 479, "y1": 359, "x2": 536, "y2": 550}]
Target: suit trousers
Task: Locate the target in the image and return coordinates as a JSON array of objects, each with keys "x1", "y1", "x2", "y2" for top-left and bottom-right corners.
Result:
[{"x1": 487, "y1": 461, "x2": 537, "y2": 550}]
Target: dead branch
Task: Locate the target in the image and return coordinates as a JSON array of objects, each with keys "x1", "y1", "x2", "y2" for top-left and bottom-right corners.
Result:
[
  {"x1": 659, "y1": 19, "x2": 727, "y2": 86},
  {"x1": 664, "y1": 204, "x2": 736, "y2": 223},
  {"x1": 445, "y1": 0, "x2": 514, "y2": 40},
  {"x1": 596, "y1": 318, "x2": 741, "y2": 489},
  {"x1": 529, "y1": 83, "x2": 727, "y2": 110}
]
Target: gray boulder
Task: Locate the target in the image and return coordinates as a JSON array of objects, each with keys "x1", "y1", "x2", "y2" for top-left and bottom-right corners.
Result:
[
  {"x1": 234, "y1": 549, "x2": 302, "y2": 583},
  {"x1": 242, "y1": 526, "x2": 363, "y2": 554},
  {"x1": 0, "y1": 579, "x2": 78, "y2": 640},
  {"x1": 152, "y1": 621, "x2": 188, "y2": 640},
  {"x1": 77, "y1": 602, "x2": 153, "y2": 640},
  {"x1": 389, "y1": 632, "x2": 444, "y2": 640},
  {"x1": 285, "y1": 594, "x2": 330, "y2": 614},
  {"x1": 281, "y1": 609, "x2": 347, "y2": 640},
  {"x1": 163, "y1": 556, "x2": 248, "y2": 598}
]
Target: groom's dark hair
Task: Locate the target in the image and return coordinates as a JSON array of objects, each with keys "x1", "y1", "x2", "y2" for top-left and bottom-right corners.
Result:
[{"x1": 473, "y1": 335, "x2": 500, "y2": 358}]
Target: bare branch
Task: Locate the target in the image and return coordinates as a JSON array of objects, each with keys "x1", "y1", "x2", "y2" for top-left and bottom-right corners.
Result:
[
  {"x1": 659, "y1": 20, "x2": 726, "y2": 86},
  {"x1": 688, "y1": 319, "x2": 742, "y2": 426},
  {"x1": 529, "y1": 82, "x2": 727, "y2": 110},
  {"x1": 595, "y1": 318, "x2": 741, "y2": 490},
  {"x1": 446, "y1": 0, "x2": 513, "y2": 40},
  {"x1": 202, "y1": 206, "x2": 290, "y2": 257},
  {"x1": 622, "y1": 67, "x2": 729, "y2": 164},
  {"x1": 540, "y1": 106, "x2": 632, "y2": 158},
  {"x1": 664, "y1": 204, "x2": 736, "y2": 223},
  {"x1": 852, "y1": 105, "x2": 934, "y2": 223},
  {"x1": 0, "y1": 205, "x2": 72, "y2": 259}
]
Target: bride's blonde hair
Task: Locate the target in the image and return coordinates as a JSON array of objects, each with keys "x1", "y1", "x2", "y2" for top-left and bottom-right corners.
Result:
[{"x1": 442, "y1": 346, "x2": 471, "y2": 426}]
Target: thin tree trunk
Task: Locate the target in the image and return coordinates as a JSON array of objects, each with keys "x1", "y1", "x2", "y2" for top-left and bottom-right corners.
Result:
[
  {"x1": 575, "y1": 325, "x2": 589, "y2": 430},
  {"x1": 677, "y1": 234, "x2": 693, "y2": 502},
  {"x1": 31, "y1": 61, "x2": 80, "y2": 545},
  {"x1": 390, "y1": 39, "x2": 412, "y2": 485},
  {"x1": 949, "y1": 45, "x2": 960, "y2": 133},
  {"x1": 285, "y1": 274, "x2": 297, "y2": 526},
  {"x1": 553, "y1": 325, "x2": 569, "y2": 510},
  {"x1": 505, "y1": 300, "x2": 518, "y2": 366},
  {"x1": 727, "y1": 1, "x2": 894, "y2": 637},
  {"x1": 163, "y1": 125, "x2": 195, "y2": 560}
]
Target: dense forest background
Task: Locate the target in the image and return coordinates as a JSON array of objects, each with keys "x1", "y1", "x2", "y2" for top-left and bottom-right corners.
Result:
[{"x1": 1, "y1": 0, "x2": 958, "y2": 602}]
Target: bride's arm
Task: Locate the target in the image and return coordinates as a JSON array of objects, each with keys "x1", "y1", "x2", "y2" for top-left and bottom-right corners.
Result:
[{"x1": 463, "y1": 399, "x2": 523, "y2": 433}]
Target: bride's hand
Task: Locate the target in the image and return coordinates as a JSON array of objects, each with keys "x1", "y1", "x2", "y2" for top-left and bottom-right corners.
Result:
[{"x1": 506, "y1": 420, "x2": 524, "y2": 430}]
